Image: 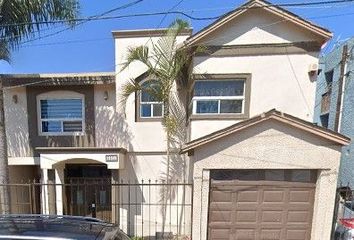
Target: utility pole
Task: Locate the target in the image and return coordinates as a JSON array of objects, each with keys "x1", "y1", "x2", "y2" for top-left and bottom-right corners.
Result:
[{"x1": 334, "y1": 44, "x2": 348, "y2": 133}]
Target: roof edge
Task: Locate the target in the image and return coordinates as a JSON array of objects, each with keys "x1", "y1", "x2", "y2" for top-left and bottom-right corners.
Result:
[
  {"x1": 184, "y1": 0, "x2": 332, "y2": 47},
  {"x1": 0, "y1": 72, "x2": 115, "y2": 79},
  {"x1": 112, "y1": 28, "x2": 193, "y2": 38},
  {"x1": 180, "y1": 109, "x2": 350, "y2": 154}
]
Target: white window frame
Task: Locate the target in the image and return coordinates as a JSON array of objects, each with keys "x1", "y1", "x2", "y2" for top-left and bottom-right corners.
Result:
[
  {"x1": 37, "y1": 91, "x2": 85, "y2": 136},
  {"x1": 192, "y1": 79, "x2": 246, "y2": 115},
  {"x1": 139, "y1": 82, "x2": 164, "y2": 119}
]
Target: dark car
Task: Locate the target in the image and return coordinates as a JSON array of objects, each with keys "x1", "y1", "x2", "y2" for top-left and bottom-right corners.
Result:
[{"x1": 0, "y1": 214, "x2": 130, "y2": 240}]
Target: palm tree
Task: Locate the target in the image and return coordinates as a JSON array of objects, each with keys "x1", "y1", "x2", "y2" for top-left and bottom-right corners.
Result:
[
  {"x1": 0, "y1": 0, "x2": 79, "y2": 214},
  {"x1": 119, "y1": 19, "x2": 202, "y2": 233}
]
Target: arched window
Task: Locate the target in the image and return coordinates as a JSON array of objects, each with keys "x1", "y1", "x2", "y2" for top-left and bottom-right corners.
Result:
[
  {"x1": 139, "y1": 80, "x2": 163, "y2": 118},
  {"x1": 37, "y1": 91, "x2": 85, "y2": 135}
]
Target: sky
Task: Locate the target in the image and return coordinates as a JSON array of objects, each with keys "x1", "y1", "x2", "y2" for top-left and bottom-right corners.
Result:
[{"x1": 2, "y1": 0, "x2": 354, "y2": 74}]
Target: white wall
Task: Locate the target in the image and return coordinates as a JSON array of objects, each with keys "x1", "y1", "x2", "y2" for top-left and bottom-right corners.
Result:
[{"x1": 4, "y1": 87, "x2": 31, "y2": 157}]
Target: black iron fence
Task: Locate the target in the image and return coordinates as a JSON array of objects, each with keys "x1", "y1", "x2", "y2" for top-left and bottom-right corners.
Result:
[{"x1": 0, "y1": 180, "x2": 193, "y2": 239}]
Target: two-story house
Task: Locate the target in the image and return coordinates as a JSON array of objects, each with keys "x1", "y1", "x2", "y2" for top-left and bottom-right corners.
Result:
[{"x1": 1, "y1": 0, "x2": 350, "y2": 239}]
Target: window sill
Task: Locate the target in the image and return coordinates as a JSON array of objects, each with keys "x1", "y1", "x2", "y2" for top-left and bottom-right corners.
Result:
[
  {"x1": 38, "y1": 132, "x2": 85, "y2": 137},
  {"x1": 189, "y1": 113, "x2": 249, "y2": 120},
  {"x1": 136, "y1": 117, "x2": 163, "y2": 122}
]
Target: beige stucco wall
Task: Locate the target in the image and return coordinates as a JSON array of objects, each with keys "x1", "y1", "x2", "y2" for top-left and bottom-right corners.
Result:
[
  {"x1": 199, "y1": 8, "x2": 323, "y2": 46},
  {"x1": 8, "y1": 165, "x2": 38, "y2": 213},
  {"x1": 190, "y1": 119, "x2": 342, "y2": 240},
  {"x1": 115, "y1": 34, "x2": 190, "y2": 152},
  {"x1": 191, "y1": 52, "x2": 319, "y2": 139},
  {"x1": 94, "y1": 84, "x2": 121, "y2": 148},
  {"x1": 189, "y1": 8, "x2": 322, "y2": 140},
  {"x1": 4, "y1": 87, "x2": 31, "y2": 157},
  {"x1": 118, "y1": 153, "x2": 192, "y2": 236}
]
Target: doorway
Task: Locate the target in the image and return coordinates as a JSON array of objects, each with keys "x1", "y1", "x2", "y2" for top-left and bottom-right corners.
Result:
[{"x1": 64, "y1": 164, "x2": 112, "y2": 221}]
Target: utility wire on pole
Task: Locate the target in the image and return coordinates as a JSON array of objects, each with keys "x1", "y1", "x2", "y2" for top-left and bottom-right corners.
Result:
[{"x1": 334, "y1": 44, "x2": 348, "y2": 132}]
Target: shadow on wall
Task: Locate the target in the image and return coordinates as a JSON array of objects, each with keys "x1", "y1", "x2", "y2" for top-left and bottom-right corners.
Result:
[
  {"x1": 4, "y1": 88, "x2": 32, "y2": 157},
  {"x1": 95, "y1": 107, "x2": 132, "y2": 148}
]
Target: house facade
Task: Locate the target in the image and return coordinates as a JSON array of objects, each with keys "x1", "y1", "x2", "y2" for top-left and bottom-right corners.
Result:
[
  {"x1": 1, "y1": 0, "x2": 350, "y2": 240},
  {"x1": 314, "y1": 38, "x2": 354, "y2": 189}
]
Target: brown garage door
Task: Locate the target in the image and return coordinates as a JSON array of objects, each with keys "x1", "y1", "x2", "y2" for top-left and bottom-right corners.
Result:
[{"x1": 208, "y1": 170, "x2": 316, "y2": 240}]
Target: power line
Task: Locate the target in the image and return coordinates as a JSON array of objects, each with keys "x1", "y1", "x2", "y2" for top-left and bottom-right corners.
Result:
[
  {"x1": 2, "y1": 0, "x2": 354, "y2": 29},
  {"x1": 14, "y1": 0, "x2": 145, "y2": 45},
  {"x1": 21, "y1": 37, "x2": 112, "y2": 48},
  {"x1": 284, "y1": 47, "x2": 313, "y2": 118},
  {"x1": 16, "y1": 10, "x2": 354, "y2": 49},
  {"x1": 156, "y1": 0, "x2": 186, "y2": 28},
  {"x1": 4, "y1": 0, "x2": 354, "y2": 47}
]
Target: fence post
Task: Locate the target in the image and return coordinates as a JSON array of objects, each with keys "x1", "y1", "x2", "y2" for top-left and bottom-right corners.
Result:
[{"x1": 111, "y1": 170, "x2": 119, "y2": 224}]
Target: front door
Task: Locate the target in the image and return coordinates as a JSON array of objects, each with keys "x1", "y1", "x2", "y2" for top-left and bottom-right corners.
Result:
[{"x1": 64, "y1": 164, "x2": 112, "y2": 222}]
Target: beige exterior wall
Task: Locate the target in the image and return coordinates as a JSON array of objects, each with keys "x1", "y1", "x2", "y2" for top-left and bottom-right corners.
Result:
[
  {"x1": 9, "y1": 165, "x2": 38, "y2": 213},
  {"x1": 118, "y1": 153, "x2": 191, "y2": 236},
  {"x1": 114, "y1": 33, "x2": 190, "y2": 152},
  {"x1": 199, "y1": 8, "x2": 322, "y2": 46},
  {"x1": 190, "y1": 119, "x2": 342, "y2": 240},
  {"x1": 94, "y1": 84, "x2": 121, "y2": 148},
  {"x1": 4, "y1": 87, "x2": 31, "y2": 157},
  {"x1": 189, "y1": 10, "x2": 321, "y2": 140}
]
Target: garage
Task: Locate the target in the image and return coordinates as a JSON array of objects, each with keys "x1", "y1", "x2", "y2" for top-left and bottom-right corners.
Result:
[
  {"x1": 208, "y1": 170, "x2": 317, "y2": 240},
  {"x1": 181, "y1": 110, "x2": 349, "y2": 240}
]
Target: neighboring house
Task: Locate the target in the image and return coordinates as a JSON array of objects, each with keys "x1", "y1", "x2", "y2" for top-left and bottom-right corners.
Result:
[
  {"x1": 1, "y1": 0, "x2": 350, "y2": 240},
  {"x1": 314, "y1": 38, "x2": 354, "y2": 188}
]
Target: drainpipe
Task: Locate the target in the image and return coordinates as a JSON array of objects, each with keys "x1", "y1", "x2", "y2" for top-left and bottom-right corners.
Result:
[{"x1": 334, "y1": 44, "x2": 349, "y2": 133}]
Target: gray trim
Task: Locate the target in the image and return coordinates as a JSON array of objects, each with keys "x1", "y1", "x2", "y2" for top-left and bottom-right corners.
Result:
[
  {"x1": 127, "y1": 151, "x2": 180, "y2": 155},
  {"x1": 135, "y1": 75, "x2": 163, "y2": 122},
  {"x1": 112, "y1": 28, "x2": 192, "y2": 38},
  {"x1": 194, "y1": 42, "x2": 322, "y2": 57},
  {"x1": 190, "y1": 73, "x2": 251, "y2": 120},
  {"x1": 36, "y1": 147, "x2": 127, "y2": 154},
  {"x1": 27, "y1": 85, "x2": 96, "y2": 156}
]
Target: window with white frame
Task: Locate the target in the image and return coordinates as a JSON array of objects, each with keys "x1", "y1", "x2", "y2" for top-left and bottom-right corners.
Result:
[
  {"x1": 192, "y1": 80, "x2": 245, "y2": 115},
  {"x1": 38, "y1": 97, "x2": 84, "y2": 135},
  {"x1": 140, "y1": 81, "x2": 163, "y2": 118}
]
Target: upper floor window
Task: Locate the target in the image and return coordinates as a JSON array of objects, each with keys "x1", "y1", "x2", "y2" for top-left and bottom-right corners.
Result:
[
  {"x1": 139, "y1": 80, "x2": 163, "y2": 119},
  {"x1": 325, "y1": 70, "x2": 334, "y2": 92},
  {"x1": 37, "y1": 91, "x2": 84, "y2": 135},
  {"x1": 192, "y1": 75, "x2": 250, "y2": 118}
]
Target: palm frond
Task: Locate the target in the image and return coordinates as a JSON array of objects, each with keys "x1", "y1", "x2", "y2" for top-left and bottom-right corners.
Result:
[
  {"x1": 0, "y1": 0, "x2": 79, "y2": 49},
  {"x1": 121, "y1": 46, "x2": 154, "y2": 72},
  {"x1": 167, "y1": 19, "x2": 190, "y2": 38},
  {"x1": 119, "y1": 78, "x2": 141, "y2": 114},
  {"x1": 0, "y1": 41, "x2": 11, "y2": 62}
]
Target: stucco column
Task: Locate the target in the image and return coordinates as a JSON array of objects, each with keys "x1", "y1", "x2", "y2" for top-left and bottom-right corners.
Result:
[
  {"x1": 41, "y1": 169, "x2": 50, "y2": 214},
  {"x1": 54, "y1": 166, "x2": 64, "y2": 215},
  {"x1": 311, "y1": 169, "x2": 339, "y2": 240},
  {"x1": 192, "y1": 169, "x2": 210, "y2": 240}
]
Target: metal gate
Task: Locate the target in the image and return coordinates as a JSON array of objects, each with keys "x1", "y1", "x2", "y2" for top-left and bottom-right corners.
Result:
[{"x1": 65, "y1": 178, "x2": 112, "y2": 222}]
